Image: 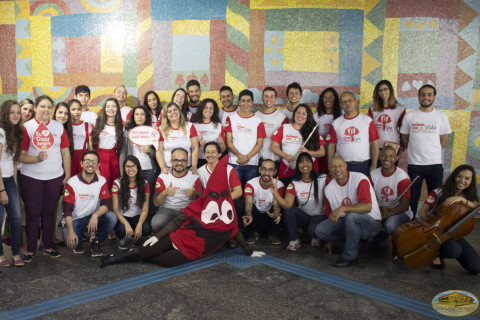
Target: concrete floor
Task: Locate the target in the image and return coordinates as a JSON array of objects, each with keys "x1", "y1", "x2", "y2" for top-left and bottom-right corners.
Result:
[{"x1": 0, "y1": 224, "x2": 479, "y2": 320}]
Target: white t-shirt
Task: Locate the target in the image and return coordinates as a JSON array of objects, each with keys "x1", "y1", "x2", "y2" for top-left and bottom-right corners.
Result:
[
  {"x1": 369, "y1": 167, "x2": 413, "y2": 220},
  {"x1": 193, "y1": 122, "x2": 225, "y2": 159},
  {"x1": 197, "y1": 164, "x2": 241, "y2": 190},
  {"x1": 120, "y1": 106, "x2": 133, "y2": 123},
  {"x1": 219, "y1": 106, "x2": 240, "y2": 126},
  {"x1": 399, "y1": 109, "x2": 451, "y2": 165},
  {"x1": 98, "y1": 124, "x2": 118, "y2": 150},
  {"x1": 280, "y1": 107, "x2": 294, "y2": 123},
  {"x1": 245, "y1": 176, "x2": 285, "y2": 213},
  {"x1": 111, "y1": 179, "x2": 150, "y2": 218},
  {"x1": 21, "y1": 119, "x2": 70, "y2": 180},
  {"x1": 285, "y1": 175, "x2": 327, "y2": 216},
  {"x1": 154, "y1": 171, "x2": 202, "y2": 210},
  {"x1": 72, "y1": 121, "x2": 89, "y2": 151},
  {"x1": 313, "y1": 113, "x2": 335, "y2": 141},
  {"x1": 224, "y1": 112, "x2": 266, "y2": 166},
  {"x1": 327, "y1": 113, "x2": 379, "y2": 162},
  {"x1": 255, "y1": 108, "x2": 288, "y2": 161},
  {"x1": 0, "y1": 128, "x2": 14, "y2": 177},
  {"x1": 131, "y1": 144, "x2": 153, "y2": 170},
  {"x1": 80, "y1": 109, "x2": 98, "y2": 126},
  {"x1": 160, "y1": 122, "x2": 198, "y2": 167},
  {"x1": 368, "y1": 105, "x2": 406, "y2": 148},
  {"x1": 324, "y1": 172, "x2": 381, "y2": 220}
]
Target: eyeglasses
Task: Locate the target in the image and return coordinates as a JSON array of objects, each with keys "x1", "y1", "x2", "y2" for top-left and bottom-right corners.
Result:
[
  {"x1": 125, "y1": 165, "x2": 138, "y2": 170},
  {"x1": 260, "y1": 167, "x2": 275, "y2": 173},
  {"x1": 83, "y1": 159, "x2": 98, "y2": 165},
  {"x1": 172, "y1": 159, "x2": 188, "y2": 164}
]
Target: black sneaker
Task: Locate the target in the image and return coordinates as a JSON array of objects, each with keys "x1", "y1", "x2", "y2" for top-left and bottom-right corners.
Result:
[
  {"x1": 91, "y1": 240, "x2": 103, "y2": 258},
  {"x1": 43, "y1": 250, "x2": 61, "y2": 258},
  {"x1": 246, "y1": 232, "x2": 259, "y2": 245},
  {"x1": 22, "y1": 253, "x2": 35, "y2": 263},
  {"x1": 73, "y1": 244, "x2": 84, "y2": 254}
]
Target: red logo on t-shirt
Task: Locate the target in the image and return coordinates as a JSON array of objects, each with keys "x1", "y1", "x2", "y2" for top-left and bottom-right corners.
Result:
[
  {"x1": 377, "y1": 114, "x2": 392, "y2": 130},
  {"x1": 381, "y1": 186, "x2": 394, "y2": 202},
  {"x1": 344, "y1": 127, "x2": 359, "y2": 142},
  {"x1": 342, "y1": 197, "x2": 352, "y2": 206}
]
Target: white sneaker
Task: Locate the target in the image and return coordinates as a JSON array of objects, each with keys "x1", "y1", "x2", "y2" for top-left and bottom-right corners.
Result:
[
  {"x1": 287, "y1": 239, "x2": 301, "y2": 251},
  {"x1": 311, "y1": 238, "x2": 321, "y2": 247}
]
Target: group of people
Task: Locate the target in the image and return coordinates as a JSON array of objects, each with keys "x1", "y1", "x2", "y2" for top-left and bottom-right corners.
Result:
[{"x1": 0, "y1": 79, "x2": 478, "y2": 276}]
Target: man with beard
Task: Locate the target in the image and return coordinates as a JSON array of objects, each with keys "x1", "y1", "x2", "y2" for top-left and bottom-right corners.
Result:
[
  {"x1": 400, "y1": 84, "x2": 451, "y2": 215},
  {"x1": 219, "y1": 85, "x2": 239, "y2": 125},
  {"x1": 114, "y1": 85, "x2": 132, "y2": 123},
  {"x1": 315, "y1": 155, "x2": 381, "y2": 267},
  {"x1": 243, "y1": 159, "x2": 285, "y2": 245},
  {"x1": 151, "y1": 148, "x2": 202, "y2": 232},
  {"x1": 63, "y1": 151, "x2": 117, "y2": 257},
  {"x1": 186, "y1": 80, "x2": 202, "y2": 115}
]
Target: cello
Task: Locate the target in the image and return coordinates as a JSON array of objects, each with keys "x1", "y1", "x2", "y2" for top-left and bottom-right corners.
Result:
[{"x1": 392, "y1": 202, "x2": 480, "y2": 270}]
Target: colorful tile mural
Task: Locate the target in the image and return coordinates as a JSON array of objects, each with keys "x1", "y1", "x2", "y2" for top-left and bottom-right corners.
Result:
[{"x1": 1, "y1": 0, "x2": 480, "y2": 183}]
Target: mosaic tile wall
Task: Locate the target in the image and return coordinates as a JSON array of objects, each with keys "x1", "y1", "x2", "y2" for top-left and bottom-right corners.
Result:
[{"x1": 0, "y1": 0, "x2": 480, "y2": 183}]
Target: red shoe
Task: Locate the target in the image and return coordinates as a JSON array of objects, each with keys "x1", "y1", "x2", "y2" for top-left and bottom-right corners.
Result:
[
  {"x1": 12, "y1": 257, "x2": 25, "y2": 267},
  {"x1": 0, "y1": 259, "x2": 11, "y2": 267}
]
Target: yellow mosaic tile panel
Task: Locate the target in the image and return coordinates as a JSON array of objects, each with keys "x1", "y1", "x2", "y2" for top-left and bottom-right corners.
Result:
[
  {"x1": 16, "y1": 38, "x2": 31, "y2": 59},
  {"x1": 284, "y1": 31, "x2": 338, "y2": 73},
  {"x1": 31, "y1": 16, "x2": 53, "y2": 87},
  {"x1": 226, "y1": 8, "x2": 249, "y2": 40},
  {"x1": 101, "y1": 36, "x2": 123, "y2": 73},
  {"x1": 0, "y1": 1, "x2": 15, "y2": 25},
  {"x1": 251, "y1": 0, "x2": 363, "y2": 9},
  {"x1": 444, "y1": 110, "x2": 471, "y2": 169},
  {"x1": 137, "y1": 64, "x2": 153, "y2": 88},
  {"x1": 382, "y1": 18, "x2": 400, "y2": 90},
  {"x1": 172, "y1": 20, "x2": 210, "y2": 35},
  {"x1": 15, "y1": 1, "x2": 30, "y2": 20}
]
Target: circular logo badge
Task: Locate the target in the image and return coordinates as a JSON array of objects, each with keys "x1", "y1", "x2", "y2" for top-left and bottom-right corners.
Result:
[{"x1": 432, "y1": 290, "x2": 478, "y2": 317}]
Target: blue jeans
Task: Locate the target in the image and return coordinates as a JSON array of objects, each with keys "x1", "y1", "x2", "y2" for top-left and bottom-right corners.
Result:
[
  {"x1": 315, "y1": 212, "x2": 381, "y2": 260},
  {"x1": 383, "y1": 212, "x2": 411, "y2": 235},
  {"x1": 440, "y1": 238, "x2": 480, "y2": 275},
  {"x1": 114, "y1": 215, "x2": 152, "y2": 239},
  {"x1": 347, "y1": 160, "x2": 370, "y2": 177},
  {"x1": 62, "y1": 211, "x2": 117, "y2": 246},
  {"x1": 407, "y1": 164, "x2": 444, "y2": 215},
  {"x1": 284, "y1": 206, "x2": 328, "y2": 241},
  {"x1": 230, "y1": 164, "x2": 258, "y2": 188},
  {"x1": 0, "y1": 177, "x2": 21, "y2": 256}
]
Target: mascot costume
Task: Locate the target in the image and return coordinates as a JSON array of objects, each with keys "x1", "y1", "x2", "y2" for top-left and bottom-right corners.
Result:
[{"x1": 101, "y1": 156, "x2": 265, "y2": 268}]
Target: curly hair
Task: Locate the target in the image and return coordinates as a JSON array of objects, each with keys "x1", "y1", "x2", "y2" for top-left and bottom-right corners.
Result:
[
  {"x1": 0, "y1": 100, "x2": 23, "y2": 161},
  {"x1": 119, "y1": 155, "x2": 146, "y2": 212},
  {"x1": 195, "y1": 98, "x2": 221, "y2": 128},
  {"x1": 293, "y1": 104, "x2": 320, "y2": 151},
  {"x1": 91, "y1": 98, "x2": 123, "y2": 154},
  {"x1": 317, "y1": 87, "x2": 342, "y2": 120},
  {"x1": 437, "y1": 164, "x2": 479, "y2": 205}
]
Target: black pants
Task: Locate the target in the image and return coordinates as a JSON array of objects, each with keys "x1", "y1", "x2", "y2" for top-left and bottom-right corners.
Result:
[{"x1": 139, "y1": 236, "x2": 190, "y2": 268}]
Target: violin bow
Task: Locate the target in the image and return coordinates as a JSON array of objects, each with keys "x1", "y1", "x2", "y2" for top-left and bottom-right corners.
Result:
[
  {"x1": 283, "y1": 122, "x2": 320, "y2": 175},
  {"x1": 389, "y1": 175, "x2": 420, "y2": 209}
]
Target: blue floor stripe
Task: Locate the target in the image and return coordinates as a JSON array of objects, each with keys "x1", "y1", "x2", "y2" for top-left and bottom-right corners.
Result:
[{"x1": 0, "y1": 250, "x2": 478, "y2": 320}]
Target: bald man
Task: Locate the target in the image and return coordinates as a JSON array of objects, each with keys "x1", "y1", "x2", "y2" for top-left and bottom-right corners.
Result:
[
  {"x1": 114, "y1": 85, "x2": 132, "y2": 123},
  {"x1": 327, "y1": 92, "x2": 379, "y2": 176},
  {"x1": 315, "y1": 155, "x2": 381, "y2": 267}
]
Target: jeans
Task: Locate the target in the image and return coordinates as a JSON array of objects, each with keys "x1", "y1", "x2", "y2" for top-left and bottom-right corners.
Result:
[
  {"x1": 383, "y1": 213, "x2": 411, "y2": 235},
  {"x1": 315, "y1": 212, "x2": 381, "y2": 260},
  {"x1": 407, "y1": 164, "x2": 444, "y2": 215},
  {"x1": 440, "y1": 238, "x2": 480, "y2": 275},
  {"x1": 347, "y1": 160, "x2": 370, "y2": 177},
  {"x1": 249, "y1": 204, "x2": 279, "y2": 235},
  {"x1": 230, "y1": 164, "x2": 258, "y2": 188},
  {"x1": 114, "y1": 215, "x2": 152, "y2": 239},
  {"x1": 62, "y1": 211, "x2": 117, "y2": 246},
  {"x1": 284, "y1": 206, "x2": 328, "y2": 241},
  {"x1": 151, "y1": 207, "x2": 181, "y2": 232},
  {"x1": 0, "y1": 177, "x2": 21, "y2": 256}
]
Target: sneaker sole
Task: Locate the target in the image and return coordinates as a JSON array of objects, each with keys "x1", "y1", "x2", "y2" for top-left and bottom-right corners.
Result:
[
  {"x1": 91, "y1": 253, "x2": 103, "y2": 258},
  {"x1": 43, "y1": 253, "x2": 61, "y2": 258},
  {"x1": 287, "y1": 245, "x2": 301, "y2": 251}
]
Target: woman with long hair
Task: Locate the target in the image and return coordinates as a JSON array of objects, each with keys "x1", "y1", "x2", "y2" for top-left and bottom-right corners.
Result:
[
  {"x1": 193, "y1": 98, "x2": 225, "y2": 168},
  {"x1": 111, "y1": 155, "x2": 152, "y2": 250},
  {"x1": 143, "y1": 91, "x2": 161, "y2": 128},
  {"x1": 120, "y1": 106, "x2": 157, "y2": 202},
  {"x1": 271, "y1": 104, "x2": 325, "y2": 186},
  {"x1": 156, "y1": 102, "x2": 199, "y2": 174},
  {"x1": 0, "y1": 100, "x2": 24, "y2": 267},
  {"x1": 171, "y1": 88, "x2": 191, "y2": 121},
  {"x1": 271, "y1": 152, "x2": 328, "y2": 251},
  {"x1": 68, "y1": 99, "x2": 90, "y2": 177},
  {"x1": 18, "y1": 95, "x2": 71, "y2": 261},
  {"x1": 19, "y1": 99, "x2": 34, "y2": 124},
  {"x1": 89, "y1": 98, "x2": 123, "y2": 189},
  {"x1": 314, "y1": 88, "x2": 342, "y2": 174},
  {"x1": 418, "y1": 164, "x2": 480, "y2": 274},
  {"x1": 368, "y1": 80, "x2": 405, "y2": 161}
]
